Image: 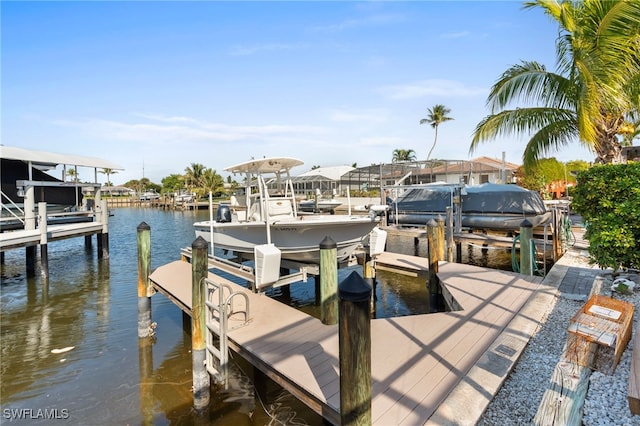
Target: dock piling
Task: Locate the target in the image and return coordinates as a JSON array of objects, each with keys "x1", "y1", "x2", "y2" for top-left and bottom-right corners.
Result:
[
  {"x1": 427, "y1": 219, "x2": 441, "y2": 313},
  {"x1": 98, "y1": 199, "x2": 110, "y2": 259},
  {"x1": 338, "y1": 271, "x2": 372, "y2": 426},
  {"x1": 445, "y1": 207, "x2": 454, "y2": 262},
  {"x1": 137, "y1": 222, "x2": 153, "y2": 338},
  {"x1": 38, "y1": 202, "x2": 49, "y2": 281},
  {"x1": 436, "y1": 216, "x2": 445, "y2": 261},
  {"x1": 519, "y1": 220, "x2": 534, "y2": 276},
  {"x1": 320, "y1": 236, "x2": 338, "y2": 325},
  {"x1": 191, "y1": 236, "x2": 210, "y2": 411}
]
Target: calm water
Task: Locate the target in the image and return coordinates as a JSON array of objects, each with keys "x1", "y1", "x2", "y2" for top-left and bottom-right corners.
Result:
[{"x1": 0, "y1": 208, "x2": 518, "y2": 425}]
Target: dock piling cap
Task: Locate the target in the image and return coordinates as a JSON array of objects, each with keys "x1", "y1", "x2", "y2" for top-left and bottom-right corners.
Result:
[
  {"x1": 338, "y1": 271, "x2": 372, "y2": 302},
  {"x1": 520, "y1": 219, "x2": 533, "y2": 228},
  {"x1": 137, "y1": 222, "x2": 150, "y2": 231},
  {"x1": 192, "y1": 236, "x2": 208, "y2": 249},
  {"x1": 320, "y1": 235, "x2": 337, "y2": 249}
]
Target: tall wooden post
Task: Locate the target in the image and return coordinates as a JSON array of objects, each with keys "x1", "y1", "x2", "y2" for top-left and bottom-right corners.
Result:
[
  {"x1": 427, "y1": 219, "x2": 440, "y2": 313},
  {"x1": 520, "y1": 219, "x2": 534, "y2": 276},
  {"x1": 320, "y1": 236, "x2": 338, "y2": 325},
  {"x1": 191, "y1": 236, "x2": 210, "y2": 411},
  {"x1": 99, "y1": 199, "x2": 110, "y2": 259},
  {"x1": 38, "y1": 202, "x2": 49, "y2": 281},
  {"x1": 362, "y1": 253, "x2": 376, "y2": 317},
  {"x1": 339, "y1": 271, "x2": 372, "y2": 426},
  {"x1": 24, "y1": 185, "x2": 37, "y2": 277},
  {"x1": 436, "y1": 216, "x2": 445, "y2": 261},
  {"x1": 137, "y1": 222, "x2": 153, "y2": 338},
  {"x1": 445, "y1": 207, "x2": 454, "y2": 262},
  {"x1": 453, "y1": 186, "x2": 463, "y2": 263}
]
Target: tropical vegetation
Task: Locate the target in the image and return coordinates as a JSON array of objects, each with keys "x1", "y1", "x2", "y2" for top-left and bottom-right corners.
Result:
[
  {"x1": 470, "y1": 0, "x2": 640, "y2": 170},
  {"x1": 99, "y1": 168, "x2": 118, "y2": 186},
  {"x1": 420, "y1": 104, "x2": 453, "y2": 161},
  {"x1": 392, "y1": 149, "x2": 417, "y2": 163},
  {"x1": 571, "y1": 162, "x2": 640, "y2": 273},
  {"x1": 516, "y1": 158, "x2": 589, "y2": 195},
  {"x1": 111, "y1": 163, "x2": 228, "y2": 200}
]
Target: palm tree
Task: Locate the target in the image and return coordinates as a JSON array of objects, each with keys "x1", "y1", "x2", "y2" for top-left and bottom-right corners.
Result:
[
  {"x1": 66, "y1": 168, "x2": 79, "y2": 183},
  {"x1": 420, "y1": 104, "x2": 453, "y2": 161},
  {"x1": 200, "y1": 169, "x2": 226, "y2": 198},
  {"x1": 184, "y1": 163, "x2": 206, "y2": 197},
  {"x1": 392, "y1": 149, "x2": 417, "y2": 163},
  {"x1": 470, "y1": 0, "x2": 640, "y2": 169},
  {"x1": 99, "y1": 168, "x2": 118, "y2": 186}
]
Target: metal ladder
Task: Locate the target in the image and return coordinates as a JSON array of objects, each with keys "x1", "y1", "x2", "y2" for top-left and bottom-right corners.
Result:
[{"x1": 204, "y1": 278, "x2": 251, "y2": 385}]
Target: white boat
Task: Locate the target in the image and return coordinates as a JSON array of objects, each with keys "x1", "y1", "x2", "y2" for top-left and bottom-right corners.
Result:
[
  {"x1": 194, "y1": 157, "x2": 382, "y2": 263},
  {"x1": 298, "y1": 192, "x2": 342, "y2": 213}
]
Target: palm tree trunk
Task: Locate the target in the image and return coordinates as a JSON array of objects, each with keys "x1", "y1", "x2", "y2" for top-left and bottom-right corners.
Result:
[
  {"x1": 426, "y1": 127, "x2": 438, "y2": 161},
  {"x1": 594, "y1": 122, "x2": 624, "y2": 164}
]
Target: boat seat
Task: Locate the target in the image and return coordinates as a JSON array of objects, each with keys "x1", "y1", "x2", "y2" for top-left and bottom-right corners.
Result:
[
  {"x1": 232, "y1": 210, "x2": 247, "y2": 222},
  {"x1": 267, "y1": 199, "x2": 294, "y2": 221}
]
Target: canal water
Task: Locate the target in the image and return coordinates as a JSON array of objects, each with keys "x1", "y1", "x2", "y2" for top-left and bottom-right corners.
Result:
[{"x1": 0, "y1": 208, "x2": 517, "y2": 425}]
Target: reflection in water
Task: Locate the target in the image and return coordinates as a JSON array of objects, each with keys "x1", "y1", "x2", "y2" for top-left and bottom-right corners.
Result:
[{"x1": 0, "y1": 208, "x2": 524, "y2": 425}]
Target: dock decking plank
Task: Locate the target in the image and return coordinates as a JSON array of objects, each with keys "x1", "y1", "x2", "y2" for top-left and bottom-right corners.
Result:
[
  {"x1": 149, "y1": 257, "x2": 543, "y2": 425},
  {"x1": 368, "y1": 269, "x2": 540, "y2": 424}
]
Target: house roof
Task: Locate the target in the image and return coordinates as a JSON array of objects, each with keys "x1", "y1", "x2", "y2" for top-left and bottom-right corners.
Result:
[
  {"x1": 1, "y1": 145, "x2": 124, "y2": 170},
  {"x1": 418, "y1": 156, "x2": 520, "y2": 175},
  {"x1": 298, "y1": 165, "x2": 354, "y2": 181}
]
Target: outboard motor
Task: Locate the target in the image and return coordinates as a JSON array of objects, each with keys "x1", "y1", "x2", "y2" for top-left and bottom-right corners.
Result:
[{"x1": 215, "y1": 204, "x2": 232, "y2": 223}]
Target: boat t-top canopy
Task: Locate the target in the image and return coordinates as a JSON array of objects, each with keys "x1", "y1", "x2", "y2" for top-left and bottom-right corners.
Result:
[{"x1": 225, "y1": 157, "x2": 304, "y2": 175}]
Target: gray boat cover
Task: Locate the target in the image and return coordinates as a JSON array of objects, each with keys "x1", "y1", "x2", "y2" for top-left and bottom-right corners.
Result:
[{"x1": 393, "y1": 183, "x2": 547, "y2": 215}]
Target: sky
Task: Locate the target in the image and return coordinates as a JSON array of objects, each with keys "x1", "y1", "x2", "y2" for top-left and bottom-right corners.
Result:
[{"x1": 2, "y1": 0, "x2": 597, "y2": 185}]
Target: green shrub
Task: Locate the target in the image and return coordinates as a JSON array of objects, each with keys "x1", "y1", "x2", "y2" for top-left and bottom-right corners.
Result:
[{"x1": 571, "y1": 162, "x2": 640, "y2": 273}]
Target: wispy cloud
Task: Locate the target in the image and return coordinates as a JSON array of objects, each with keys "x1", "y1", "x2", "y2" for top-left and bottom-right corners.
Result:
[
  {"x1": 358, "y1": 136, "x2": 404, "y2": 147},
  {"x1": 379, "y1": 79, "x2": 487, "y2": 100},
  {"x1": 440, "y1": 31, "x2": 472, "y2": 39},
  {"x1": 328, "y1": 107, "x2": 389, "y2": 123},
  {"x1": 228, "y1": 42, "x2": 303, "y2": 56},
  {"x1": 51, "y1": 114, "x2": 326, "y2": 144},
  {"x1": 311, "y1": 13, "x2": 405, "y2": 33}
]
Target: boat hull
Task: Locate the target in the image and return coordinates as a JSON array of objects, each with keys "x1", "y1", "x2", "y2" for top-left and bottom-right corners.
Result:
[{"x1": 194, "y1": 216, "x2": 379, "y2": 263}]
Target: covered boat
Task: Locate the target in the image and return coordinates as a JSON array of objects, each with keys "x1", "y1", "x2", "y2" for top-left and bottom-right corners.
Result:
[{"x1": 388, "y1": 183, "x2": 551, "y2": 230}]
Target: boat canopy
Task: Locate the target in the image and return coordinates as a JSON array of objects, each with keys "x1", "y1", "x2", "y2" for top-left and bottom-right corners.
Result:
[{"x1": 225, "y1": 157, "x2": 304, "y2": 175}]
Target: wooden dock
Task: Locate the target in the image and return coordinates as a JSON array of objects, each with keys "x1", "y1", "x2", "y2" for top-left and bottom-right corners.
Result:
[
  {"x1": 0, "y1": 221, "x2": 105, "y2": 251},
  {"x1": 149, "y1": 252, "x2": 550, "y2": 425}
]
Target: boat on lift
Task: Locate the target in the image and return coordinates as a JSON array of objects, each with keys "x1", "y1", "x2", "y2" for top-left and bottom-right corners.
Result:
[
  {"x1": 388, "y1": 182, "x2": 552, "y2": 230},
  {"x1": 194, "y1": 157, "x2": 383, "y2": 264}
]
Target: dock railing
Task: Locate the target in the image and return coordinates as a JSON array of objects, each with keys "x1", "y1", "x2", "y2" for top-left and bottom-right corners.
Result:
[{"x1": 204, "y1": 278, "x2": 250, "y2": 385}]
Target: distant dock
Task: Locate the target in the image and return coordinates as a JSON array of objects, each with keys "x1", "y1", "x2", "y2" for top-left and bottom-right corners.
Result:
[{"x1": 0, "y1": 201, "x2": 111, "y2": 278}]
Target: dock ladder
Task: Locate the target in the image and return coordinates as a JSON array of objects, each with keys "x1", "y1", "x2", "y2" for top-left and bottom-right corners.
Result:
[{"x1": 204, "y1": 278, "x2": 251, "y2": 385}]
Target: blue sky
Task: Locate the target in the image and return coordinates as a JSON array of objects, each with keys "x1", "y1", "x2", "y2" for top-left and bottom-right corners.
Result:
[{"x1": 2, "y1": 1, "x2": 595, "y2": 185}]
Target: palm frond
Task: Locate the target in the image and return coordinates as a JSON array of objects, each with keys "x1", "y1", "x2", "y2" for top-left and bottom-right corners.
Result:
[
  {"x1": 522, "y1": 117, "x2": 580, "y2": 169},
  {"x1": 487, "y1": 62, "x2": 574, "y2": 112}
]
